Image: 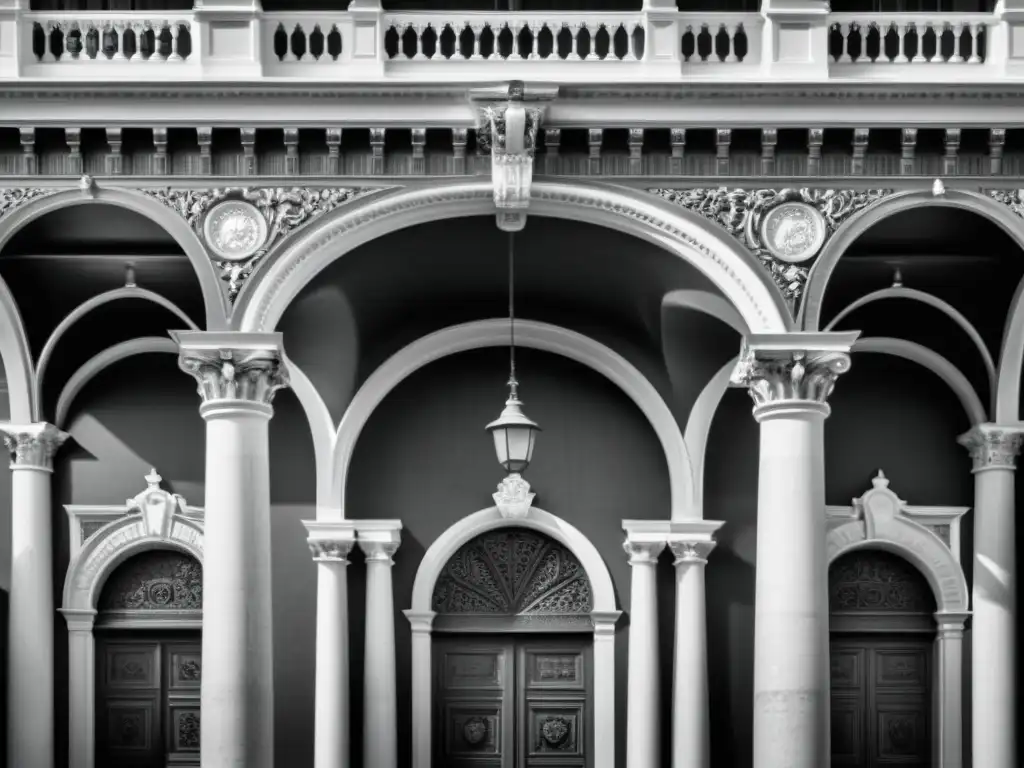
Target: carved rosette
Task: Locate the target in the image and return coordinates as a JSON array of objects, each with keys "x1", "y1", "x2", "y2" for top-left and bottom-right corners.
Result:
[
  {"x1": 0, "y1": 423, "x2": 68, "y2": 471},
  {"x1": 142, "y1": 186, "x2": 372, "y2": 300},
  {"x1": 649, "y1": 187, "x2": 892, "y2": 305},
  {"x1": 669, "y1": 540, "x2": 717, "y2": 565},
  {"x1": 958, "y1": 425, "x2": 1024, "y2": 472},
  {"x1": 178, "y1": 347, "x2": 289, "y2": 407},
  {"x1": 732, "y1": 342, "x2": 851, "y2": 412},
  {"x1": 0, "y1": 188, "x2": 58, "y2": 220}
]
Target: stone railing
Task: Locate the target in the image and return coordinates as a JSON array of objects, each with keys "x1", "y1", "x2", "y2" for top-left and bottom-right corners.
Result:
[{"x1": 0, "y1": 4, "x2": 1017, "y2": 83}]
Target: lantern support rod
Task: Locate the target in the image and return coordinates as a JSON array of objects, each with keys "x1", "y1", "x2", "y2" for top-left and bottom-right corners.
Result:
[{"x1": 508, "y1": 231, "x2": 518, "y2": 399}]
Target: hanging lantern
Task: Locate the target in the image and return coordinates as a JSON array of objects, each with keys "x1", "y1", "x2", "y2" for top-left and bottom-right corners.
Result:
[{"x1": 486, "y1": 379, "x2": 541, "y2": 474}]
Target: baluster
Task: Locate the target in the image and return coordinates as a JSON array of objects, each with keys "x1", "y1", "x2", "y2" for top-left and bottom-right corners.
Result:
[
  {"x1": 513, "y1": 21, "x2": 522, "y2": 59},
  {"x1": 42, "y1": 22, "x2": 57, "y2": 62},
  {"x1": 968, "y1": 22, "x2": 982, "y2": 63},
  {"x1": 629, "y1": 23, "x2": 641, "y2": 60},
  {"x1": 129, "y1": 23, "x2": 144, "y2": 61},
  {"x1": 568, "y1": 23, "x2": 581, "y2": 60},
  {"x1": 724, "y1": 24, "x2": 738, "y2": 63},
  {"x1": 531, "y1": 22, "x2": 542, "y2": 60},
  {"x1": 472, "y1": 23, "x2": 484, "y2": 59},
  {"x1": 111, "y1": 22, "x2": 126, "y2": 60},
  {"x1": 838, "y1": 23, "x2": 854, "y2": 63},
  {"x1": 586, "y1": 24, "x2": 600, "y2": 60},
  {"x1": 168, "y1": 21, "x2": 183, "y2": 61},
  {"x1": 414, "y1": 23, "x2": 425, "y2": 59},
  {"x1": 911, "y1": 22, "x2": 926, "y2": 62},
  {"x1": 943, "y1": 22, "x2": 960, "y2": 63},
  {"x1": 894, "y1": 23, "x2": 908, "y2": 63}
]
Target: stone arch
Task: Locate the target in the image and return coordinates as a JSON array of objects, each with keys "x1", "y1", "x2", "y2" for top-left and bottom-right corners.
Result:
[
  {"x1": 405, "y1": 506, "x2": 620, "y2": 768},
  {"x1": 0, "y1": 186, "x2": 228, "y2": 329},
  {"x1": 330, "y1": 319, "x2": 694, "y2": 520},
  {"x1": 235, "y1": 179, "x2": 792, "y2": 335}
]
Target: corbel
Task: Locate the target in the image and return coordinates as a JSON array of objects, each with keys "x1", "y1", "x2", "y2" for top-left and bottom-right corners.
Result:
[
  {"x1": 411, "y1": 128, "x2": 426, "y2": 175},
  {"x1": 990, "y1": 128, "x2": 1006, "y2": 176},
  {"x1": 544, "y1": 128, "x2": 561, "y2": 174},
  {"x1": 716, "y1": 128, "x2": 731, "y2": 176},
  {"x1": 901, "y1": 128, "x2": 918, "y2": 176},
  {"x1": 284, "y1": 128, "x2": 299, "y2": 176},
  {"x1": 326, "y1": 128, "x2": 342, "y2": 175},
  {"x1": 628, "y1": 128, "x2": 644, "y2": 175},
  {"x1": 240, "y1": 127, "x2": 257, "y2": 176},
  {"x1": 588, "y1": 128, "x2": 603, "y2": 175},
  {"x1": 105, "y1": 127, "x2": 123, "y2": 176},
  {"x1": 197, "y1": 126, "x2": 212, "y2": 176},
  {"x1": 760, "y1": 128, "x2": 777, "y2": 177},
  {"x1": 670, "y1": 128, "x2": 686, "y2": 176},
  {"x1": 469, "y1": 81, "x2": 557, "y2": 232},
  {"x1": 19, "y1": 127, "x2": 35, "y2": 176},
  {"x1": 66, "y1": 127, "x2": 82, "y2": 176},
  {"x1": 451, "y1": 128, "x2": 467, "y2": 175},
  {"x1": 370, "y1": 127, "x2": 386, "y2": 175},
  {"x1": 944, "y1": 128, "x2": 960, "y2": 177},
  {"x1": 851, "y1": 128, "x2": 869, "y2": 176},
  {"x1": 152, "y1": 127, "x2": 168, "y2": 176},
  {"x1": 807, "y1": 128, "x2": 824, "y2": 176}
]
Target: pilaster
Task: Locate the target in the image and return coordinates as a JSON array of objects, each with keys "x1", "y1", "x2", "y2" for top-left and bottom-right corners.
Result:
[
  {"x1": 0, "y1": 0, "x2": 23, "y2": 78},
  {"x1": 193, "y1": 0, "x2": 263, "y2": 79},
  {"x1": 760, "y1": 0, "x2": 831, "y2": 80}
]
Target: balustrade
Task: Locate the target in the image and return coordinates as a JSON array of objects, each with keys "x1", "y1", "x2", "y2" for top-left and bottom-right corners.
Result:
[{"x1": 27, "y1": 12, "x2": 192, "y2": 64}]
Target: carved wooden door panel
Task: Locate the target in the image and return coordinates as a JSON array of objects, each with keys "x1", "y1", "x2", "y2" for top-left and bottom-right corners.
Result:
[
  {"x1": 830, "y1": 636, "x2": 931, "y2": 768},
  {"x1": 96, "y1": 633, "x2": 201, "y2": 768},
  {"x1": 434, "y1": 635, "x2": 591, "y2": 768}
]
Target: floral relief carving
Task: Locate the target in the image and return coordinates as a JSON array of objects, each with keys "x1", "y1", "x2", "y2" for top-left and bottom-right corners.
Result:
[
  {"x1": 0, "y1": 188, "x2": 58, "y2": 220},
  {"x1": 142, "y1": 186, "x2": 374, "y2": 301},
  {"x1": 958, "y1": 425, "x2": 1023, "y2": 471},
  {"x1": 462, "y1": 717, "x2": 488, "y2": 746},
  {"x1": 98, "y1": 550, "x2": 203, "y2": 611},
  {"x1": 178, "y1": 347, "x2": 288, "y2": 405},
  {"x1": 432, "y1": 529, "x2": 593, "y2": 616},
  {"x1": 539, "y1": 716, "x2": 572, "y2": 749},
  {"x1": 649, "y1": 187, "x2": 892, "y2": 305},
  {"x1": 179, "y1": 659, "x2": 201, "y2": 682},
  {"x1": 829, "y1": 550, "x2": 935, "y2": 613},
  {"x1": 178, "y1": 711, "x2": 200, "y2": 749},
  {"x1": 732, "y1": 342, "x2": 851, "y2": 408}
]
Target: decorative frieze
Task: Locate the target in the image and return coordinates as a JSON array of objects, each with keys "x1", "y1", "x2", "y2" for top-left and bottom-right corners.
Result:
[
  {"x1": 0, "y1": 188, "x2": 58, "y2": 220},
  {"x1": 143, "y1": 186, "x2": 371, "y2": 300},
  {"x1": 648, "y1": 186, "x2": 893, "y2": 304},
  {"x1": 0, "y1": 422, "x2": 68, "y2": 471},
  {"x1": 958, "y1": 424, "x2": 1024, "y2": 472},
  {"x1": 176, "y1": 344, "x2": 289, "y2": 406},
  {"x1": 731, "y1": 338, "x2": 853, "y2": 409}
]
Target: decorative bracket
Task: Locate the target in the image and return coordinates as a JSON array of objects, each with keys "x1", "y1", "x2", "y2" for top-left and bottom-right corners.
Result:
[
  {"x1": 470, "y1": 81, "x2": 557, "y2": 233},
  {"x1": 493, "y1": 473, "x2": 535, "y2": 519}
]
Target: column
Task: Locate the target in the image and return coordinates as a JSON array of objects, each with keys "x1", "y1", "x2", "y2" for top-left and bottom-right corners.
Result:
[
  {"x1": 173, "y1": 331, "x2": 289, "y2": 768},
  {"x1": 357, "y1": 521, "x2": 402, "y2": 768},
  {"x1": 590, "y1": 610, "x2": 621, "y2": 768},
  {"x1": 670, "y1": 537, "x2": 719, "y2": 768},
  {"x1": 61, "y1": 608, "x2": 97, "y2": 768},
  {"x1": 1, "y1": 422, "x2": 67, "y2": 768},
  {"x1": 732, "y1": 332, "x2": 857, "y2": 768},
  {"x1": 933, "y1": 612, "x2": 968, "y2": 768},
  {"x1": 623, "y1": 534, "x2": 665, "y2": 768},
  {"x1": 303, "y1": 520, "x2": 356, "y2": 768},
  {"x1": 403, "y1": 609, "x2": 436, "y2": 768},
  {"x1": 958, "y1": 424, "x2": 1021, "y2": 768}
]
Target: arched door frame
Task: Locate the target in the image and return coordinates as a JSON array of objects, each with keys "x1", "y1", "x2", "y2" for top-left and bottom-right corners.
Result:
[
  {"x1": 61, "y1": 474, "x2": 204, "y2": 768},
  {"x1": 405, "y1": 506, "x2": 620, "y2": 768},
  {"x1": 825, "y1": 472, "x2": 970, "y2": 768}
]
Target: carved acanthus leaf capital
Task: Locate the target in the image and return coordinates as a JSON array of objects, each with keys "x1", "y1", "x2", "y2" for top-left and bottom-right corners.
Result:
[
  {"x1": 356, "y1": 521, "x2": 403, "y2": 564},
  {"x1": 0, "y1": 422, "x2": 68, "y2": 471},
  {"x1": 731, "y1": 334, "x2": 858, "y2": 413},
  {"x1": 669, "y1": 539, "x2": 717, "y2": 565},
  {"x1": 308, "y1": 538, "x2": 354, "y2": 562},
  {"x1": 623, "y1": 539, "x2": 665, "y2": 565},
  {"x1": 958, "y1": 424, "x2": 1024, "y2": 472},
  {"x1": 172, "y1": 332, "x2": 289, "y2": 408}
]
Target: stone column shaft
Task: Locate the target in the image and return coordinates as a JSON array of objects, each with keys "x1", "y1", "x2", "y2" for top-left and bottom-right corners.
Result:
[
  {"x1": 934, "y1": 612, "x2": 968, "y2": 768},
  {"x1": 358, "y1": 522, "x2": 402, "y2": 768},
  {"x1": 958, "y1": 424, "x2": 1021, "y2": 768},
  {"x1": 733, "y1": 333, "x2": 857, "y2": 768},
  {"x1": 3, "y1": 422, "x2": 67, "y2": 768},
  {"x1": 173, "y1": 331, "x2": 288, "y2": 768},
  {"x1": 623, "y1": 539, "x2": 664, "y2": 768}
]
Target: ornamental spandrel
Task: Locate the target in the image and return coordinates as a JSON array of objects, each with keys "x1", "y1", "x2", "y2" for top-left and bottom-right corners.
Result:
[
  {"x1": 731, "y1": 339, "x2": 853, "y2": 410},
  {"x1": 649, "y1": 187, "x2": 892, "y2": 305},
  {"x1": 177, "y1": 347, "x2": 289, "y2": 406},
  {"x1": 958, "y1": 424, "x2": 1024, "y2": 471},
  {"x1": 0, "y1": 423, "x2": 68, "y2": 471}
]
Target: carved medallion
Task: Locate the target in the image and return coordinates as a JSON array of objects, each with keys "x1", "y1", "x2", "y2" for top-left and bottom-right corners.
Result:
[
  {"x1": 463, "y1": 716, "x2": 488, "y2": 746},
  {"x1": 203, "y1": 200, "x2": 268, "y2": 262},
  {"x1": 759, "y1": 201, "x2": 826, "y2": 263},
  {"x1": 540, "y1": 716, "x2": 571, "y2": 748},
  {"x1": 99, "y1": 550, "x2": 203, "y2": 611}
]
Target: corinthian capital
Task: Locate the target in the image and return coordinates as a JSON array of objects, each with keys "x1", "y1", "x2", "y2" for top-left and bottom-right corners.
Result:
[
  {"x1": 171, "y1": 331, "x2": 289, "y2": 408},
  {"x1": 958, "y1": 424, "x2": 1024, "y2": 472},
  {"x1": 731, "y1": 332, "x2": 859, "y2": 414},
  {"x1": 0, "y1": 422, "x2": 68, "y2": 471}
]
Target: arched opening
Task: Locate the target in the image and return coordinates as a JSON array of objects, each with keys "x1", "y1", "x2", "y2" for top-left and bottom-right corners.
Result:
[
  {"x1": 93, "y1": 549, "x2": 202, "y2": 768},
  {"x1": 828, "y1": 549, "x2": 937, "y2": 768},
  {"x1": 429, "y1": 526, "x2": 595, "y2": 766}
]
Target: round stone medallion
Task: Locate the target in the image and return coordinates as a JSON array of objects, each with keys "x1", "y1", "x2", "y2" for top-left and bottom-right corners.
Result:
[
  {"x1": 759, "y1": 201, "x2": 826, "y2": 264},
  {"x1": 202, "y1": 200, "x2": 268, "y2": 262}
]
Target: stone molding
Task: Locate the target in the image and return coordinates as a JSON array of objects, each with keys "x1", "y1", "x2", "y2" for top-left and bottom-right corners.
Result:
[
  {"x1": 958, "y1": 423, "x2": 1024, "y2": 472},
  {"x1": 144, "y1": 186, "x2": 376, "y2": 300},
  {"x1": 650, "y1": 186, "x2": 892, "y2": 305},
  {"x1": 355, "y1": 520, "x2": 402, "y2": 563},
  {"x1": 731, "y1": 332, "x2": 859, "y2": 412},
  {"x1": 303, "y1": 520, "x2": 356, "y2": 563},
  {"x1": 622, "y1": 519, "x2": 724, "y2": 566},
  {"x1": 171, "y1": 330, "x2": 289, "y2": 407},
  {"x1": 0, "y1": 422, "x2": 68, "y2": 471}
]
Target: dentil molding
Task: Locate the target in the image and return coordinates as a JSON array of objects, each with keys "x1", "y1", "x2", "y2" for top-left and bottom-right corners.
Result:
[
  {"x1": 649, "y1": 187, "x2": 892, "y2": 305},
  {"x1": 143, "y1": 186, "x2": 378, "y2": 301}
]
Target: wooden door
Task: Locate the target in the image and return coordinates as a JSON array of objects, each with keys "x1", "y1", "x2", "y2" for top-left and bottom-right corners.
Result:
[
  {"x1": 830, "y1": 635, "x2": 932, "y2": 768},
  {"x1": 96, "y1": 632, "x2": 201, "y2": 768},
  {"x1": 434, "y1": 635, "x2": 592, "y2": 768}
]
